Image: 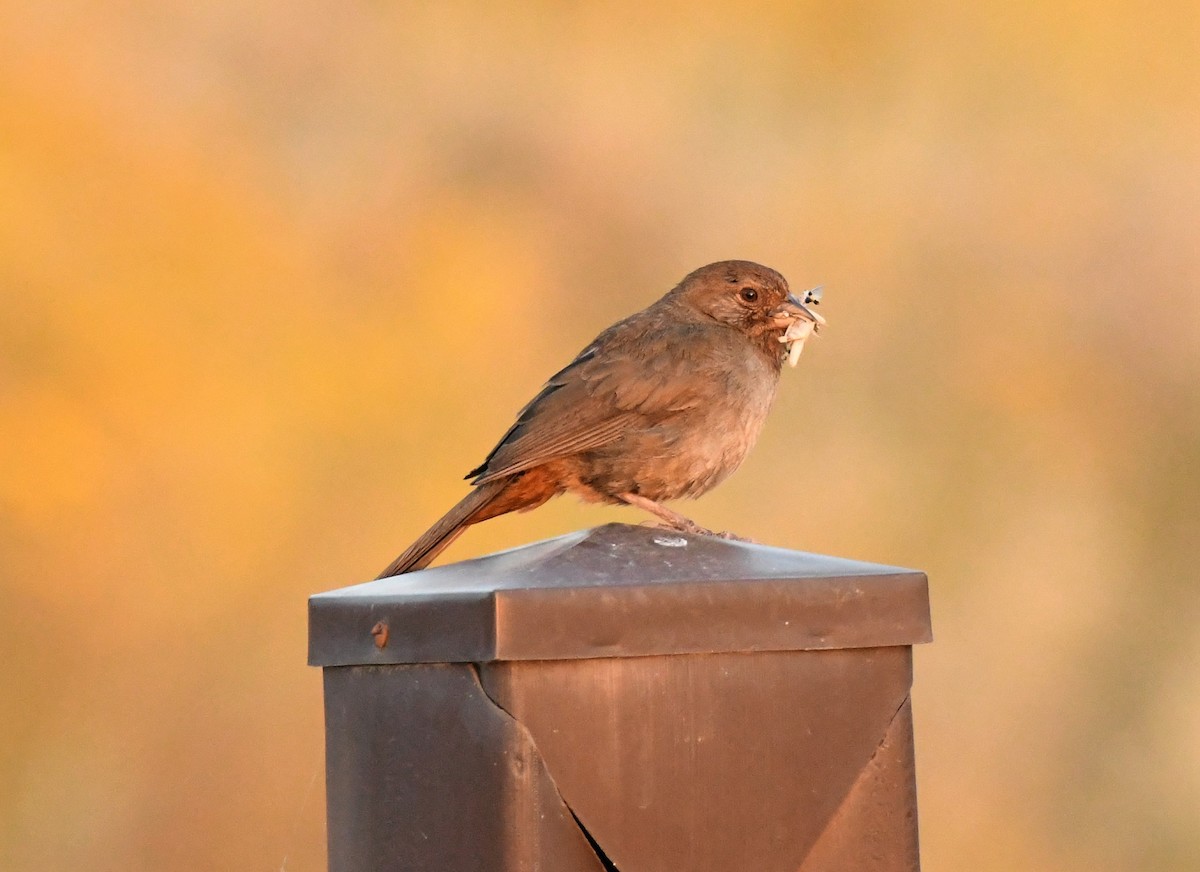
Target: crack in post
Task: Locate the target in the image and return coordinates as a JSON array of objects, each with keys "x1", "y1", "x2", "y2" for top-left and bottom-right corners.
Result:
[
  {"x1": 467, "y1": 663, "x2": 621, "y2": 871},
  {"x1": 468, "y1": 662, "x2": 518, "y2": 719},
  {"x1": 568, "y1": 809, "x2": 621, "y2": 872}
]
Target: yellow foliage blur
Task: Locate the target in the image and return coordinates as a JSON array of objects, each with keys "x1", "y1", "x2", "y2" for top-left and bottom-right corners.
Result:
[{"x1": 2, "y1": 3, "x2": 1198, "y2": 871}]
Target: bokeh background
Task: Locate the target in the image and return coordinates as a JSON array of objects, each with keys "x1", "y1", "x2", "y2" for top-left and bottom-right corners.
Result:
[{"x1": 3, "y1": 2, "x2": 1198, "y2": 870}]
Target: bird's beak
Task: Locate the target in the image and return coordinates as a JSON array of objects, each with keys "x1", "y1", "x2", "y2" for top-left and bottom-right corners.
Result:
[{"x1": 770, "y1": 293, "x2": 825, "y2": 332}]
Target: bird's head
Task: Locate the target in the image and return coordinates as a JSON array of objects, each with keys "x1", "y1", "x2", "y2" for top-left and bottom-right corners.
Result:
[{"x1": 671, "y1": 260, "x2": 824, "y2": 366}]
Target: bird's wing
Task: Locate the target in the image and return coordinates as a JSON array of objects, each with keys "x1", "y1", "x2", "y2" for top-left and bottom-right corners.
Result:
[{"x1": 467, "y1": 317, "x2": 712, "y2": 485}]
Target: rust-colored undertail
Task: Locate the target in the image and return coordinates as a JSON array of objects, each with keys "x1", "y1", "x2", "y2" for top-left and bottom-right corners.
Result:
[{"x1": 377, "y1": 469, "x2": 564, "y2": 578}]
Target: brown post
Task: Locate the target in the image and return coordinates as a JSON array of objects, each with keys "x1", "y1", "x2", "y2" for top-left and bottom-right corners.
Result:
[{"x1": 309, "y1": 523, "x2": 932, "y2": 872}]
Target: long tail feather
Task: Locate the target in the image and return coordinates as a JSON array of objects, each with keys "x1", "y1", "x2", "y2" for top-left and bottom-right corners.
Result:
[{"x1": 376, "y1": 481, "x2": 508, "y2": 578}]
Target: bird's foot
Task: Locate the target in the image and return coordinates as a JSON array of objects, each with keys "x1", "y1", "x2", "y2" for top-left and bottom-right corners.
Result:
[
  {"x1": 639, "y1": 519, "x2": 754, "y2": 543},
  {"x1": 669, "y1": 517, "x2": 716, "y2": 537},
  {"x1": 714, "y1": 530, "x2": 756, "y2": 543},
  {"x1": 621, "y1": 492, "x2": 755, "y2": 542},
  {"x1": 641, "y1": 518, "x2": 713, "y2": 536}
]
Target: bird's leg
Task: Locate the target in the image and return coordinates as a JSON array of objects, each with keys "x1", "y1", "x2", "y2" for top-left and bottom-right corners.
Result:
[
  {"x1": 618, "y1": 492, "x2": 711, "y2": 533},
  {"x1": 617, "y1": 492, "x2": 753, "y2": 541}
]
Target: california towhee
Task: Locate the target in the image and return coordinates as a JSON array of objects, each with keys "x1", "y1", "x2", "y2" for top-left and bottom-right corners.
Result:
[{"x1": 379, "y1": 260, "x2": 824, "y2": 577}]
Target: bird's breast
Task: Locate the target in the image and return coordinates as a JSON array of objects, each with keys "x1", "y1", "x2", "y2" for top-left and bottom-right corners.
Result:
[{"x1": 579, "y1": 344, "x2": 781, "y2": 502}]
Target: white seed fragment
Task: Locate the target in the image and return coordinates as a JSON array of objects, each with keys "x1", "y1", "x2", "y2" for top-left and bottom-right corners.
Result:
[
  {"x1": 779, "y1": 318, "x2": 819, "y2": 367},
  {"x1": 787, "y1": 339, "x2": 805, "y2": 366}
]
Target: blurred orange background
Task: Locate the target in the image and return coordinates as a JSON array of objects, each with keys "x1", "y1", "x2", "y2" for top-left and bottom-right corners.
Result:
[{"x1": 2, "y1": 3, "x2": 1198, "y2": 871}]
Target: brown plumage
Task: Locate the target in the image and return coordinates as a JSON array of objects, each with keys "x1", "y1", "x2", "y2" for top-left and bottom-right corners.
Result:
[{"x1": 378, "y1": 260, "x2": 822, "y2": 577}]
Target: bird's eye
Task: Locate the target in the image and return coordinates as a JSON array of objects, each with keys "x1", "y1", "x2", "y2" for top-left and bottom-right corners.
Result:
[{"x1": 739, "y1": 287, "x2": 759, "y2": 303}]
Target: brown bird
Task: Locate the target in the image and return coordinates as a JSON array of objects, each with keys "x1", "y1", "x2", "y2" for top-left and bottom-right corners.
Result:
[{"x1": 379, "y1": 260, "x2": 823, "y2": 577}]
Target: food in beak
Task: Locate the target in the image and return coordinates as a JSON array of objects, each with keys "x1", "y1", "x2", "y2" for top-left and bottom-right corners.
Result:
[
  {"x1": 779, "y1": 291, "x2": 826, "y2": 367},
  {"x1": 781, "y1": 319, "x2": 813, "y2": 366}
]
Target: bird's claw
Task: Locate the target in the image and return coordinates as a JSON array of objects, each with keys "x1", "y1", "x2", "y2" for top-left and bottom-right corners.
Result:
[
  {"x1": 642, "y1": 520, "x2": 754, "y2": 543},
  {"x1": 714, "y1": 530, "x2": 755, "y2": 542}
]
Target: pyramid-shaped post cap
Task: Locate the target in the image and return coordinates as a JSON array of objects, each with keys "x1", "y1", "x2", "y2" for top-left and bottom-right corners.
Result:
[{"x1": 308, "y1": 523, "x2": 931, "y2": 666}]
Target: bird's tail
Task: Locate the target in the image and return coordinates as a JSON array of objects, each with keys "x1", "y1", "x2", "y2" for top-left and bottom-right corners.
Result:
[{"x1": 376, "y1": 480, "x2": 509, "y2": 578}]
